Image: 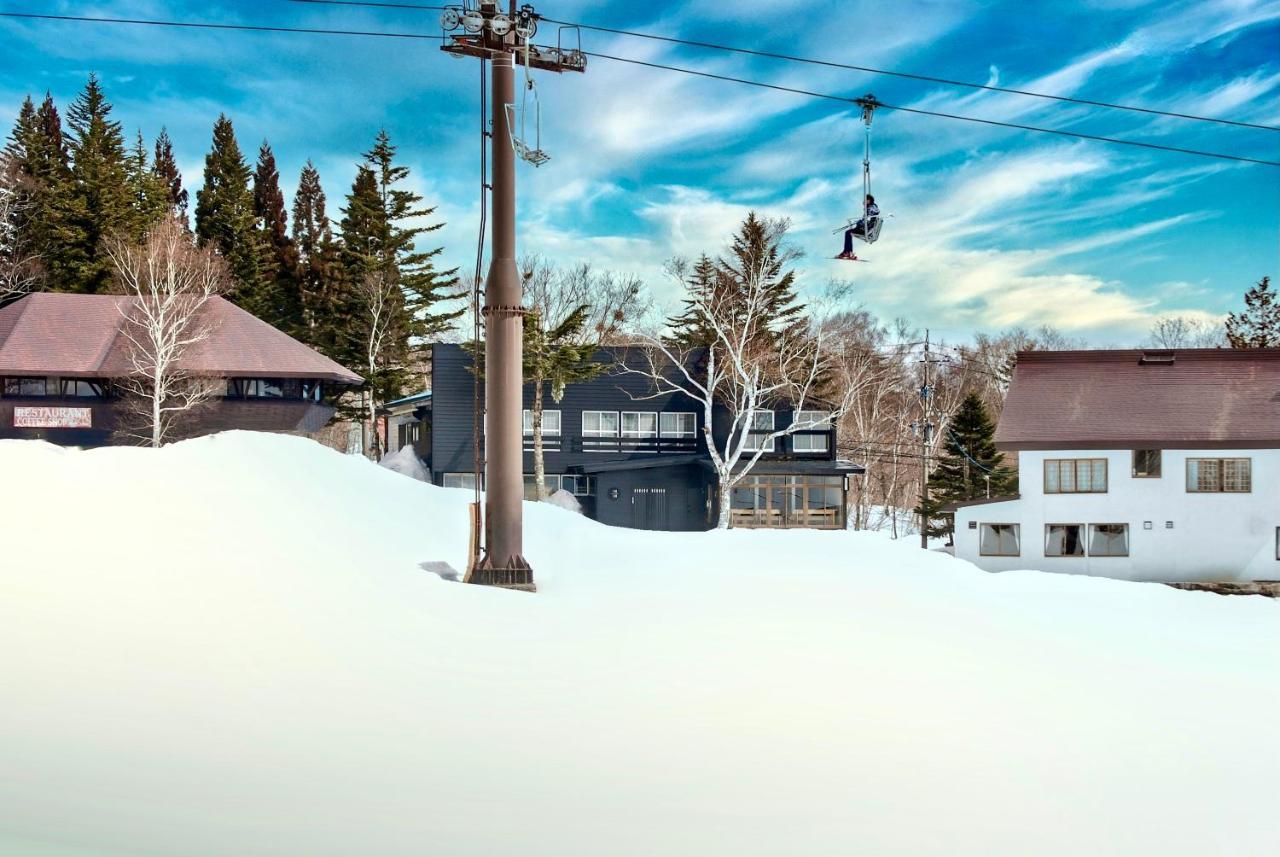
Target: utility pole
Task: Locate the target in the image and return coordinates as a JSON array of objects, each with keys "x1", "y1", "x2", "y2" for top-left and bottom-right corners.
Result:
[
  {"x1": 441, "y1": 3, "x2": 586, "y2": 591},
  {"x1": 917, "y1": 329, "x2": 937, "y2": 550}
]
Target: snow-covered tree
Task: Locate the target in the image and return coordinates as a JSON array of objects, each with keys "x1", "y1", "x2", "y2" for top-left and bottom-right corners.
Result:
[{"x1": 107, "y1": 216, "x2": 229, "y2": 447}]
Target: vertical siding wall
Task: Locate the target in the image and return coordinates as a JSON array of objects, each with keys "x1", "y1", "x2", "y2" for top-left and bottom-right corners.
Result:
[{"x1": 954, "y1": 449, "x2": 1280, "y2": 582}]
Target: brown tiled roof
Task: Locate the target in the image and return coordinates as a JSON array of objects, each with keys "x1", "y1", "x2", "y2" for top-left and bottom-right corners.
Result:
[
  {"x1": 996, "y1": 348, "x2": 1280, "y2": 450},
  {"x1": 0, "y1": 293, "x2": 361, "y2": 383}
]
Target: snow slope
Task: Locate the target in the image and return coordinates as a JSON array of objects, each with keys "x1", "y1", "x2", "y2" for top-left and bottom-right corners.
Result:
[{"x1": 0, "y1": 432, "x2": 1277, "y2": 857}]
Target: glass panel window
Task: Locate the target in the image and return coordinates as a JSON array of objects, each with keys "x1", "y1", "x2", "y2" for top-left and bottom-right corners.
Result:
[
  {"x1": 59, "y1": 379, "x2": 104, "y2": 397},
  {"x1": 621, "y1": 411, "x2": 657, "y2": 438},
  {"x1": 793, "y1": 433, "x2": 830, "y2": 452},
  {"x1": 522, "y1": 409, "x2": 561, "y2": 436},
  {"x1": 582, "y1": 410, "x2": 619, "y2": 437},
  {"x1": 443, "y1": 473, "x2": 478, "y2": 490},
  {"x1": 1132, "y1": 449, "x2": 1161, "y2": 478},
  {"x1": 1045, "y1": 524, "x2": 1086, "y2": 557},
  {"x1": 1089, "y1": 524, "x2": 1129, "y2": 557},
  {"x1": 659, "y1": 412, "x2": 696, "y2": 438},
  {"x1": 1187, "y1": 458, "x2": 1251, "y2": 493},
  {"x1": 979, "y1": 524, "x2": 1020, "y2": 557},
  {"x1": 743, "y1": 410, "x2": 775, "y2": 452},
  {"x1": 794, "y1": 410, "x2": 832, "y2": 428},
  {"x1": 1044, "y1": 459, "x2": 1106, "y2": 493},
  {"x1": 3, "y1": 377, "x2": 47, "y2": 396}
]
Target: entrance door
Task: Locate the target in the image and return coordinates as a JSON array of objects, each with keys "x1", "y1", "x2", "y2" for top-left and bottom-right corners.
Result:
[{"x1": 631, "y1": 486, "x2": 669, "y2": 530}]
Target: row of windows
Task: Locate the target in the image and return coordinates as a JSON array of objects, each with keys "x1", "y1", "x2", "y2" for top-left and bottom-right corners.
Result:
[
  {"x1": 3, "y1": 377, "x2": 107, "y2": 397},
  {"x1": 979, "y1": 523, "x2": 1129, "y2": 557},
  {"x1": 519, "y1": 408, "x2": 833, "y2": 451},
  {"x1": 1045, "y1": 456, "x2": 1253, "y2": 494},
  {"x1": 3, "y1": 376, "x2": 324, "y2": 401},
  {"x1": 441, "y1": 472, "x2": 595, "y2": 497}
]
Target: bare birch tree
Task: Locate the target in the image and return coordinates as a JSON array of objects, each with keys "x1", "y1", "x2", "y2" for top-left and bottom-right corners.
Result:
[
  {"x1": 622, "y1": 259, "x2": 859, "y2": 529},
  {"x1": 1146, "y1": 315, "x2": 1227, "y2": 349},
  {"x1": 0, "y1": 160, "x2": 41, "y2": 303},
  {"x1": 107, "y1": 216, "x2": 229, "y2": 447},
  {"x1": 356, "y1": 268, "x2": 400, "y2": 460}
]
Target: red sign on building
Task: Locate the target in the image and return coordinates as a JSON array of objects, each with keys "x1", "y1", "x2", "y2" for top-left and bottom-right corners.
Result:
[{"x1": 13, "y1": 407, "x2": 93, "y2": 428}]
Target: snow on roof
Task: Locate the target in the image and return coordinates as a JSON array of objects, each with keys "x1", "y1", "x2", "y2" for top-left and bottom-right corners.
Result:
[
  {"x1": 0, "y1": 293, "x2": 361, "y2": 383},
  {"x1": 997, "y1": 347, "x2": 1280, "y2": 449}
]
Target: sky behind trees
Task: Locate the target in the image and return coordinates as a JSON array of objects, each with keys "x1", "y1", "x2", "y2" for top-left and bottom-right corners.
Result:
[{"x1": 2, "y1": 0, "x2": 1277, "y2": 343}]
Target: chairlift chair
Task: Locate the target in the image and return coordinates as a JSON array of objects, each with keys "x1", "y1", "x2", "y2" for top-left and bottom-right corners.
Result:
[{"x1": 834, "y1": 94, "x2": 884, "y2": 262}]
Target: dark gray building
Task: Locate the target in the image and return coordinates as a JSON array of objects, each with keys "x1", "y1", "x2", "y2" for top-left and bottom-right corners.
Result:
[{"x1": 423, "y1": 343, "x2": 862, "y2": 531}]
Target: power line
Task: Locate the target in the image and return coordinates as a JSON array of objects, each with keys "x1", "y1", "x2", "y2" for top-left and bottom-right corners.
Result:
[
  {"x1": 0, "y1": 10, "x2": 446, "y2": 41},
  {"x1": 284, "y1": 0, "x2": 1280, "y2": 132},
  {"x1": 4, "y1": 10, "x2": 1277, "y2": 167},
  {"x1": 581, "y1": 51, "x2": 1280, "y2": 168}
]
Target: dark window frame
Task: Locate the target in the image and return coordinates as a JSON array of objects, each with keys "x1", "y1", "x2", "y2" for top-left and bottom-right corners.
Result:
[
  {"x1": 1186, "y1": 458, "x2": 1252, "y2": 493},
  {"x1": 1132, "y1": 449, "x2": 1162, "y2": 478},
  {"x1": 978, "y1": 523, "x2": 1020, "y2": 557},
  {"x1": 1045, "y1": 523, "x2": 1087, "y2": 557},
  {"x1": 2, "y1": 377, "x2": 48, "y2": 397},
  {"x1": 1088, "y1": 523, "x2": 1130, "y2": 557},
  {"x1": 1044, "y1": 458, "x2": 1108, "y2": 494}
]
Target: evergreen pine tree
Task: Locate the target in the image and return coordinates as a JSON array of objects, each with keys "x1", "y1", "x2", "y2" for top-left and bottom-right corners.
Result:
[
  {"x1": 5, "y1": 93, "x2": 85, "y2": 290},
  {"x1": 339, "y1": 130, "x2": 460, "y2": 409},
  {"x1": 1225, "y1": 277, "x2": 1279, "y2": 348},
  {"x1": 292, "y1": 160, "x2": 343, "y2": 350},
  {"x1": 667, "y1": 212, "x2": 805, "y2": 348},
  {"x1": 152, "y1": 127, "x2": 188, "y2": 227},
  {"x1": 665, "y1": 254, "x2": 721, "y2": 347},
  {"x1": 65, "y1": 73, "x2": 132, "y2": 292},
  {"x1": 194, "y1": 114, "x2": 261, "y2": 309},
  {"x1": 125, "y1": 130, "x2": 170, "y2": 240},
  {"x1": 252, "y1": 140, "x2": 303, "y2": 334},
  {"x1": 916, "y1": 392, "x2": 1016, "y2": 540}
]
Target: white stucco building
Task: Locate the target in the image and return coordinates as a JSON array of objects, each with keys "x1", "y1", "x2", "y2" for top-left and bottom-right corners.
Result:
[{"x1": 953, "y1": 348, "x2": 1280, "y2": 583}]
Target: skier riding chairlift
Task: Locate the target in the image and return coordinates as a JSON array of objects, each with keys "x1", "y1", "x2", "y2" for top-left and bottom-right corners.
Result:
[{"x1": 834, "y1": 94, "x2": 884, "y2": 263}]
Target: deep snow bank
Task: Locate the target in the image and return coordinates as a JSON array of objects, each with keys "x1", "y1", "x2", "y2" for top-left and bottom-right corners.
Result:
[{"x1": 0, "y1": 432, "x2": 1277, "y2": 857}]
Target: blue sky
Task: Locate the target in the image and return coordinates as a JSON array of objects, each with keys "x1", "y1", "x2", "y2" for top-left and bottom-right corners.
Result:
[{"x1": 2, "y1": 0, "x2": 1278, "y2": 343}]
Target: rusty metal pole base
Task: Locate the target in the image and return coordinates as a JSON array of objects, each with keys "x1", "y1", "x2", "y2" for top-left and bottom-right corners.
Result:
[{"x1": 468, "y1": 554, "x2": 536, "y2": 592}]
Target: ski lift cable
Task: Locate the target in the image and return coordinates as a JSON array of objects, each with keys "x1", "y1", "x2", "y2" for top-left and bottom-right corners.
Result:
[
  {"x1": 580, "y1": 51, "x2": 1280, "y2": 168},
  {"x1": 5, "y1": 11, "x2": 1277, "y2": 167},
  {"x1": 286, "y1": 0, "x2": 1280, "y2": 132}
]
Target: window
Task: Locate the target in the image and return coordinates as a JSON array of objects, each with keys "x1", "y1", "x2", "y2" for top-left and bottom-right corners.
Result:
[
  {"x1": 659, "y1": 412, "x2": 696, "y2": 438},
  {"x1": 1132, "y1": 449, "x2": 1161, "y2": 478},
  {"x1": 1044, "y1": 459, "x2": 1107, "y2": 493},
  {"x1": 1045, "y1": 524, "x2": 1086, "y2": 557},
  {"x1": 1186, "y1": 458, "x2": 1251, "y2": 493},
  {"x1": 522, "y1": 409, "x2": 561, "y2": 436},
  {"x1": 743, "y1": 410, "x2": 775, "y2": 452},
  {"x1": 793, "y1": 433, "x2": 830, "y2": 453},
  {"x1": 3, "y1": 377, "x2": 47, "y2": 396},
  {"x1": 301, "y1": 380, "x2": 323, "y2": 402},
  {"x1": 794, "y1": 410, "x2": 832, "y2": 428},
  {"x1": 728, "y1": 474, "x2": 844, "y2": 529},
  {"x1": 227, "y1": 378, "x2": 285, "y2": 398},
  {"x1": 398, "y1": 422, "x2": 421, "y2": 449},
  {"x1": 522, "y1": 474, "x2": 595, "y2": 499},
  {"x1": 582, "y1": 410, "x2": 619, "y2": 437},
  {"x1": 621, "y1": 411, "x2": 658, "y2": 438},
  {"x1": 59, "y1": 379, "x2": 104, "y2": 397},
  {"x1": 979, "y1": 524, "x2": 1020, "y2": 557},
  {"x1": 1089, "y1": 524, "x2": 1129, "y2": 557},
  {"x1": 443, "y1": 473, "x2": 479, "y2": 490}
]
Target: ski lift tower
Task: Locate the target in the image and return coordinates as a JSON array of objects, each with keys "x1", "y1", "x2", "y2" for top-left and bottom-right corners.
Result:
[{"x1": 441, "y1": 2, "x2": 586, "y2": 591}]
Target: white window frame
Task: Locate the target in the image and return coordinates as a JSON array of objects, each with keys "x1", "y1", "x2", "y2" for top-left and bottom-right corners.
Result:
[
  {"x1": 621, "y1": 411, "x2": 658, "y2": 438},
  {"x1": 793, "y1": 409, "x2": 833, "y2": 428},
  {"x1": 443, "y1": 473, "x2": 479, "y2": 490},
  {"x1": 522, "y1": 408, "x2": 561, "y2": 437},
  {"x1": 792, "y1": 433, "x2": 830, "y2": 453},
  {"x1": 659, "y1": 411, "x2": 696, "y2": 438},
  {"x1": 582, "y1": 410, "x2": 619, "y2": 437},
  {"x1": 742, "y1": 410, "x2": 775, "y2": 452}
]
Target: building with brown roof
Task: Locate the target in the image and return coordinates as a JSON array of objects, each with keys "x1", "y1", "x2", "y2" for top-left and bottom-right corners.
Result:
[
  {"x1": 0, "y1": 293, "x2": 361, "y2": 445},
  {"x1": 953, "y1": 348, "x2": 1280, "y2": 583}
]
